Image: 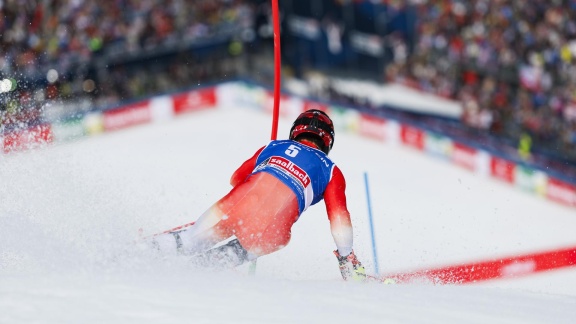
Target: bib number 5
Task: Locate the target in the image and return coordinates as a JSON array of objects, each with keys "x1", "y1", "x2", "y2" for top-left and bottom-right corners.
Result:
[{"x1": 285, "y1": 145, "x2": 301, "y2": 157}]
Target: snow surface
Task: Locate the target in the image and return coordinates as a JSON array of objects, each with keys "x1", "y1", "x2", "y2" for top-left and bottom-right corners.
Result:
[{"x1": 1, "y1": 108, "x2": 576, "y2": 323}]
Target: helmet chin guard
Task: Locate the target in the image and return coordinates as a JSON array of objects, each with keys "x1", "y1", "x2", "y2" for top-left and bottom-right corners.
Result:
[{"x1": 289, "y1": 109, "x2": 335, "y2": 154}]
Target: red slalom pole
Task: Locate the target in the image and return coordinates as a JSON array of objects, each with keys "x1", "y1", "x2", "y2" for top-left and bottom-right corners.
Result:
[
  {"x1": 373, "y1": 246, "x2": 576, "y2": 285},
  {"x1": 270, "y1": 0, "x2": 281, "y2": 140}
]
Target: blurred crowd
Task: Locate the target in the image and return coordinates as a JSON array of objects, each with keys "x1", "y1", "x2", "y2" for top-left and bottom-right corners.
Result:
[
  {"x1": 384, "y1": 0, "x2": 576, "y2": 161},
  {"x1": 0, "y1": 0, "x2": 254, "y2": 129}
]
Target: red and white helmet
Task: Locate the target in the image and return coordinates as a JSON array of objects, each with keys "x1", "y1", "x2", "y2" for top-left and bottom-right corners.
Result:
[{"x1": 289, "y1": 109, "x2": 335, "y2": 154}]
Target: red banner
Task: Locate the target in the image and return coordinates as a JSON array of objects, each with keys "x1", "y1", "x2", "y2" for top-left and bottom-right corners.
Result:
[
  {"x1": 400, "y1": 125, "x2": 424, "y2": 150},
  {"x1": 451, "y1": 143, "x2": 477, "y2": 171},
  {"x1": 3, "y1": 124, "x2": 53, "y2": 153},
  {"x1": 490, "y1": 156, "x2": 515, "y2": 184},
  {"x1": 173, "y1": 88, "x2": 217, "y2": 115},
  {"x1": 103, "y1": 101, "x2": 151, "y2": 131},
  {"x1": 546, "y1": 177, "x2": 576, "y2": 207},
  {"x1": 358, "y1": 114, "x2": 387, "y2": 141},
  {"x1": 302, "y1": 100, "x2": 329, "y2": 114}
]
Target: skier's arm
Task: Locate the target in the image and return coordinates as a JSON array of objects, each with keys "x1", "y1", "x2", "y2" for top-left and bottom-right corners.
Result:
[
  {"x1": 324, "y1": 166, "x2": 366, "y2": 281},
  {"x1": 324, "y1": 166, "x2": 353, "y2": 254},
  {"x1": 230, "y1": 146, "x2": 265, "y2": 187}
]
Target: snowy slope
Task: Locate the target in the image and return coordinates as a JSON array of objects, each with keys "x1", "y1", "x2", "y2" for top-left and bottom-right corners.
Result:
[{"x1": 1, "y1": 108, "x2": 576, "y2": 323}]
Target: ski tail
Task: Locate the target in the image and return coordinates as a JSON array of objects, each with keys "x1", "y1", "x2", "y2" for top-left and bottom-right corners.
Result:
[{"x1": 140, "y1": 221, "x2": 196, "y2": 240}]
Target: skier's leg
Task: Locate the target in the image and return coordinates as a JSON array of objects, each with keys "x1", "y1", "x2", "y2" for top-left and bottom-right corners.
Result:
[
  {"x1": 151, "y1": 173, "x2": 298, "y2": 264},
  {"x1": 151, "y1": 204, "x2": 229, "y2": 255},
  {"x1": 192, "y1": 238, "x2": 254, "y2": 268},
  {"x1": 240, "y1": 217, "x2": 293, "y2": 257},
  {"x1": 213, "y1": 173, "x2": 299, "y2": 258},
  {"x1": 152, "y1": 180, "x2": 257, "y2": 256}
]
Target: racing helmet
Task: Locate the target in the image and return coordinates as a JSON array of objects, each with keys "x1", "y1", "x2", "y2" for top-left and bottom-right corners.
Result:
[{"x1": 289, "y1": 109, "x2": 335, "y2": 154}]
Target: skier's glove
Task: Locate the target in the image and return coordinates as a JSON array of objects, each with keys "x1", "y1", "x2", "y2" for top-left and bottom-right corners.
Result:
[{"x1": 334, "y1": 250, "x2": 366, "y2": 282}]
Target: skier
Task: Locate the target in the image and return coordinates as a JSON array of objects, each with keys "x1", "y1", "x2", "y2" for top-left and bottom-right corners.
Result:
[{"x1": 151, "y1": 109, "x2": 366, "y2": 281}]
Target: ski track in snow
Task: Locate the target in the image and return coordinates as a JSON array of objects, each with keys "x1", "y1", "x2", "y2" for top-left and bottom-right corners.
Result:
[{"x1": 1, "y1": 108, "x2": 576, "y2": 323}]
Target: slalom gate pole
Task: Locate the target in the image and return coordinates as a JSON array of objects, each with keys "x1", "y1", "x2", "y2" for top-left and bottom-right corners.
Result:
[
  {"x1": 249, "y1": 0, "x2": 282, "y2": 276},
  {"x1": 364, "y1": 172, "x2": 380, "y2": 274},
  {"x1": 269, "y1": 0, "x2": 282, "y2": 141},
  {"x1": 383, "y1": 246, "x2": 576, "y2": 285}
]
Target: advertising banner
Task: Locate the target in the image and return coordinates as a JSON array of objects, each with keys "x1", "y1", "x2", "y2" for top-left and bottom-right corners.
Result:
[
  {"x1": 490, "y1": 156, "x2": 516, "y2": 184},
  {"x1": 451, "y1": 142, "x2": 477, "y2": 171},
  {"x1": 51, "y1": 118, "x2": 85, "y2": 142},
  {"x1": 358, "y1": 113, "x2": 387, "y2": 141},
  {"x1": 515, "y1": 166, "x2": 547, "y2": 195},
  {"x1": 2, "y1": 124, "x2": 53, "y2": 153},
  {"x1": 303, "y1": 100, "x2": 329, "y2": 114},
  {"x1": 425, "y1": 133, "x2": 452, "y2": 159},
  {"x1": 173, "y1": 88, "x2": 217, "y2": 115},
  {"x1": 103, "y1": 101, "x2": 151, "y2": 131},
  {"x1": 400, "y1": 125, "x2": 425, "y2": 150},
  {"x1": 546, "y1": 177, "x2": 576, "y2": 207}
]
